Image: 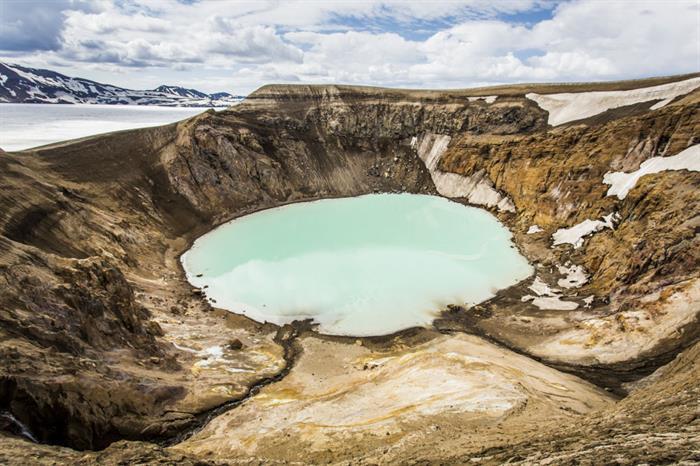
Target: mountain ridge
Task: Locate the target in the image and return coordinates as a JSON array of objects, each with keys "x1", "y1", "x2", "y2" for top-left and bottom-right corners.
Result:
[
  {"x1": 0, "y1": 62, "x2": 244, "y2": 107},
  {"x1": 246, "y1": 72, "x2": 700, "y2": 100}
]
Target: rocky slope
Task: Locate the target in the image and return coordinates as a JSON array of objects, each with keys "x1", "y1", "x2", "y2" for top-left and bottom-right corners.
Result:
[
  {"x1": 0, "y1": 62, "x2": 243, "y2": 106},
  {"x1": 0, "y1": 73, "x2": 698, "y2": 464}
]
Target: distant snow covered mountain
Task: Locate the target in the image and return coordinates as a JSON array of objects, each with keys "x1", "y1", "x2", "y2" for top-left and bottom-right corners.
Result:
[{"x1": 0, "y1": 62, "x2": 244, "y2": 107}]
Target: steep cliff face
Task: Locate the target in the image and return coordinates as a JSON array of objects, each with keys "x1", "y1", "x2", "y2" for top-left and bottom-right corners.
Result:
[{"x1": 0, "y1": 75, "x2": 698, "y2": 464}]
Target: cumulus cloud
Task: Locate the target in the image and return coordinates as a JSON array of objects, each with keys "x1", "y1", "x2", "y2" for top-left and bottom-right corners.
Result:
[
  {"x1": 205, "y1": 21, "x2": 303, "y2": 63},
  {"x1": 0, "y1": 0, "x2": 697, "y2": 93},
  {"x1": 529, "y1": 0, "x2": 700, "y2": 78}
]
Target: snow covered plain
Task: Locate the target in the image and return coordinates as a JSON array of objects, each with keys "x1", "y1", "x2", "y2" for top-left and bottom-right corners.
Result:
[{"x1": 0, "y1": 103, "x2": 207, "y2": 151}]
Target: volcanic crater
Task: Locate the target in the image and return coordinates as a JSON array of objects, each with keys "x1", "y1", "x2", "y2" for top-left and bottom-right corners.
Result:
[{"x1": 0, "y1": 74, "x2": 699, "y2": 465}]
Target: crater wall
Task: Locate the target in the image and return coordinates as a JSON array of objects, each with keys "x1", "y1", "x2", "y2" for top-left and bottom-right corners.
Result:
[{"x1": 0, "y1": 75, "x2": 698, "y2": 463}]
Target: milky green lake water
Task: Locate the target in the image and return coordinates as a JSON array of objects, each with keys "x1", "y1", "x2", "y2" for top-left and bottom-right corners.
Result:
[{"x1": 181, "y1": 194, "x2": 532, "y2": 336}]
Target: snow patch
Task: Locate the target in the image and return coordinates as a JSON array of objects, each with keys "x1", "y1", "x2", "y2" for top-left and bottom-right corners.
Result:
[
  {"x1": 552, "y1": 212, "x2": 619, "y2": 249},
  {"x1": 521, "y1": 276, "x2": 579, "y2": 310},
  {"x1": 416, "y1": 134, "x2": 515, "y2": 212},
  {"x1": 549, "y1": 183, "x2": 563, "y2": 200},
  {"x1": 526, "y1": 77, "x2": 700, "y2": 126},
  {"x1": 172, "y1": 342, "x2": 199, "y2": 353},
  {"x1": 557, "y1": 263, "x2": 589, "y2": 289},
  {"x1": 171, "y1": 342, "x2": 241, "y2": 370},
  {"x1": 603, "y1": 144, "x2": 700, "y2": 199},
  {"x1": 194, "y1": 345, "x2": 226, "y2": 368},
  {"x1": 1, "y1": 104, "x2": 205, "y2": 151},
  {"x1": 521, "y1": 295, "x2": 579, "y2": 311},
  {"x1": 528, "y1": 276, "x2": 558, "y2": 296},
  {"x1": 203, "y1": 345, "x2": 224, "y2": 358},
  {"x1": 649, "y1": 97, "x2": 674, "y2": 110},
  {"x1": 527, "y1": 224, "x2": 543, "y2": 234},
  {"x1": 468, "y1": 95, "x2": 497, "y2": 104},
  {"x1": 226, "y1": 367, "x2": 255, "y2": 374}
]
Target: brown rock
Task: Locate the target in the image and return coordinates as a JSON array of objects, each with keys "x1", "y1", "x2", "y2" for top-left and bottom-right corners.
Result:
[{"x1": 227, "y1": 338, "x2": 244, "y2": 351}]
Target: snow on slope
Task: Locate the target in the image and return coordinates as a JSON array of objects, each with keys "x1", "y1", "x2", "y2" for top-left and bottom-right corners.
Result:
[
  {"x1": 526, "y1": 77, "x2": 700, "y2": 126},
  {"x1": 154, "y1": 85, "x2": 209, "y2": 99},
  {"x1": 0, "y1": 62, "x2": 244, "y2": 107},
  {"x1": 603, "y1": 144, "x2": 700, "y2": 199},
  {"x1": 552, "y1": 212, "x2": 620, "y2": 249},
  {"x1": 521, "y1": 277, "x2": 579, "y2": 311},
  {"x1": 416, "y1": 133, "x2": 516, "y2": 212},
  {"x1": 557, "y1": 264, "x2": 589, "y2": 289},
  {"x1": 467, "y1": 96, "x2": 497, "y2": 103}
]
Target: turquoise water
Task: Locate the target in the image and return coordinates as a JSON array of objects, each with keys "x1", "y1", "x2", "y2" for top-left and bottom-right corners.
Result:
[{"x1": 181, "y1": 194, "x2": 532, "y2": 336}]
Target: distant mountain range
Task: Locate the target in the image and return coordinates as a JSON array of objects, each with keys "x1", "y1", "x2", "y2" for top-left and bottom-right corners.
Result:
[{"x1": 0, "y1": 62, "x2": 244, "y2": 107}]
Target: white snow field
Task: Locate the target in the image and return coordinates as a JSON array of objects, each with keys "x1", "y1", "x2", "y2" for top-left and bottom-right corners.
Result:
[
  {"x1": 603, "y1": 144, "x2": 700, "y2": 199},
  {"x1": 526, "y1": 77, "x2": 700, "y2": 126},
  {"x1": 551, "y1": 212, "x2": 620, "y2": 249},
  {"x1": 0, "y1": 103, "x2": 206, "y2": 151}
]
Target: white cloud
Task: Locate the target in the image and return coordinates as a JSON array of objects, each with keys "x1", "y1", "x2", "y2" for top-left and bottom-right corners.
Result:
[
  {"x1": 204, "y1": 22, "x2": 303, "y2": 63},
  {"x1": 0, "y1": 0, "x2": 697, "y2": 94},
  {"x1": 527, "y1": 0, "x2": 700, "y2": 77},
  {"x1": 286, "y1": 30, "x2": 421, "y2": 66},
  {"x1": 65, "y1": 10, "x2": 169, "y2": 34}
]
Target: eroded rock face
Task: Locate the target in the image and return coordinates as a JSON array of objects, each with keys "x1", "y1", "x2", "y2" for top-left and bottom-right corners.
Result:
[{"x1": 0, "y1": 75, "x2": 698, "y2": 463}]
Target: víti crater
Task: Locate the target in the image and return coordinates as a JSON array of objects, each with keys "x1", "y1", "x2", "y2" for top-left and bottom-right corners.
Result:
[{"x1": 1, "y1": 63, "x2": 699, "y2": 464}]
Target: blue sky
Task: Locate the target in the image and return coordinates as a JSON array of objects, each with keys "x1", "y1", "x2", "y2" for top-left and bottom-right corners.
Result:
[
  {"x1": 0, "y1": 0, "x2": 698, "y2": 94},
  {"x1": 321, "y1": 4, "x2": 556, "y2": 41}
]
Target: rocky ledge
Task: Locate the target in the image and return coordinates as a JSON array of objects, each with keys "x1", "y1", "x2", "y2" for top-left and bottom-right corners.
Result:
[{"x1": 0, "y1": 73, "x2": 698, "y2": 464}]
